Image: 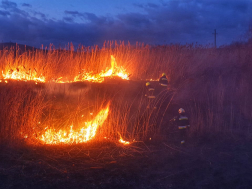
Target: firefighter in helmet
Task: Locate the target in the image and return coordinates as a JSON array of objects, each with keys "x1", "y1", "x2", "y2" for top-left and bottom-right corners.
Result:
[
  {"x1": 145, "y1": 82, "x2": 155, "y2": 98},
  {"x1": 145, "y1": 82, "x2": 155, "y2": 108},
  {"x1": 159, "y1": 73, "x2": 168, "y2": 87},
  {"x1": 173, "y1": 108, "x2": 190, "y2": 144}
]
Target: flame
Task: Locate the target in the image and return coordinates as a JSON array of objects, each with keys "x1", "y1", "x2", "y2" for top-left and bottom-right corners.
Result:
[
  {"x1": 101, "y1": 55, "x2": 115, "y2": 77},
  {"x1": 118, "y1": 132, "x2": 130, "y2": 145},
  {"x1": 119, "y1": 138, "x2": 130, "y2": 145},
  {"x1": 38, "y1": 104, "x2": 110, "y2": 144},
  {"x1": 1, "y1": 55, "x2": 129, "y2": 83},
  {"x1": 74, "y1": 55, "x2": 129, "y2": 83},
  {"x1": 2, "y1": 66, "x2": 45, "y2": 82}
]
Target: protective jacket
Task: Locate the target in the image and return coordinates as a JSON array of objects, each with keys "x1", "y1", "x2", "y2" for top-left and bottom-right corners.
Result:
[
  {"x1": 174, "y1": 113, "x2": 190, "y2": 129},
  {"x1": 146, "y1": 84, "x2": 155, "y2": 98},
  {"x1": 159, "y1": 75, "x2": 168, "y2": 86},
  {"x1": 174, "y1": 112, "x2": 190, "y2": 144}
]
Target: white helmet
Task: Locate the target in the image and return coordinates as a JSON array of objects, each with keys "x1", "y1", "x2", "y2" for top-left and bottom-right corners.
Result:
[{"x1": 178, "y1": 108, "x2": 185, "y2": 114}]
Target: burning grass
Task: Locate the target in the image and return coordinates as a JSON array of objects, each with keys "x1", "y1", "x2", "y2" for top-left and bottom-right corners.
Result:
[
  {"x1": 1, "y1": 41, "x2": 252, "y2": 188},
  {"x1": 39, "y1": 103, "x2": 110, "y2": 144},
  {"x1": 1, "y1": 41, "x2": 252, "y2": 146}
]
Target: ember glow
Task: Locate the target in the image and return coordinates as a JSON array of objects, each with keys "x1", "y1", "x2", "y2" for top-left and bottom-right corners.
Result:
[
  {"x1": 118, "y1": 132, "x2": 130, "y2": 145},
  {"x1": 119, "y1": 138, "x2": 130, "y2": 145},
  {"x1": 2, "y1": 66, "x2": 45, "y2": 82},
  {"x1": 38, "y1": 104, "x2": 110, "y2": 144},
  {"x1": 74, "y1": 55, "x2": 129, "y2": 83}
]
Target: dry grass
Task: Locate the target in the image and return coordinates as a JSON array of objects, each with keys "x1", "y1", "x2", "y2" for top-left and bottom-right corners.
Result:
[{"x1": 1, "y1": 41, "x2": 252, "y2": 145}]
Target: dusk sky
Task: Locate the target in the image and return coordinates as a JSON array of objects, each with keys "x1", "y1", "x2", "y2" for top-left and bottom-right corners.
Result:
[{"x1": 0, "y1": 0, "x2": 252, "y2": 48}]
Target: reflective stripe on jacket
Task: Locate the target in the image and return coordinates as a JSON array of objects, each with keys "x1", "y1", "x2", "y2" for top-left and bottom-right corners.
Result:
[
  {"x1": 176, "y1": 114, "x2": 190, "y2": 127},
  {"x1": 178, "y1": 126, "x2": 187, "y2": 129},
  {"x1": 178, "y1": 125, "x2": 190, "y2": 129},
  {"x1": 159, "y1": 76, "x2": 168, "y2": 85},
  {"x1": 146, "y1": 85, "x2": 155, "y2": 98},
  {"x1": 179, "y1": 116, "x2": 188, "y2": 121}
]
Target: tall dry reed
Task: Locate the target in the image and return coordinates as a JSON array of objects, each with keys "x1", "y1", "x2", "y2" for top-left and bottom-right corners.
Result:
[{"x1": 1, "y1": 41, "x2": 252, "y2": 144}]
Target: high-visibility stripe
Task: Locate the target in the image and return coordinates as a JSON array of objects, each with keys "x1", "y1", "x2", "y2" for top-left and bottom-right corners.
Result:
[
  {"x1": 148, "y1": 96, "x2": 155, "y2": 99},
  {"x1": 161, "y1": 78, "x2": 167, "y2": 80},
  {"x1": 179, "y1": 116, "x2": 188, "y2": 120},
  {"x1": 179, "y1": 118, "x2": 188, "y2": 120},
  {"x1": 178, "y1": 126, "x2": 187, "y2": 129},
  {"x1": 148, "y1": 88, "x2": 154, "y2": 91},
  {"x1": 160, "y1": 84, "x2": 167, "y2": 86}
]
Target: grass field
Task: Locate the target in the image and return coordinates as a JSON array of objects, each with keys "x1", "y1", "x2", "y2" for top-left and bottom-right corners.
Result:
[{"x1": 0, "y1": 41, "x2": 252, "y2": 188}]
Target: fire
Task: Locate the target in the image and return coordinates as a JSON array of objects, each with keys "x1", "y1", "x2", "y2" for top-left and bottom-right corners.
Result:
[
  {"x1": 119, "y1": 138, "x2": 130, "y2": 145},
  {"x1": 2, "y1": 66, "x2": 45, "y2": 82},
  {"x1": 74, "y1": 55, "x2": 129, "y2": 83},
  {"x1": 118, "y1": 132, "x2": 130, "y2": 145},
  {"x1": 39, "y1": 103, "x2": 110, "y2": 144},
  {"x1": 1, "y1": 55, "x2": 129, "y2": 83}
]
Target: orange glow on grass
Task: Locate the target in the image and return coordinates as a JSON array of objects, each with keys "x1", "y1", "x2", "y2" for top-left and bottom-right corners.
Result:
[
  {"x1": 38, "y1": 103, "x2": 110, "y2": 144},
  {"x1": 118, "y1": 132, "x2": 130, "y2": 145},
  {"x1": 119, "y1": 138, "x2": 130, "y2": 145},
  {"x1": 74, "y1": 55, "x2": 129, "y2": 83},
  {"x1": 2, "y1": 66, "x2": 45, "y2": 82},
  {"x1": 2, "y1": 55, "x2": 129, "y2": 83}
]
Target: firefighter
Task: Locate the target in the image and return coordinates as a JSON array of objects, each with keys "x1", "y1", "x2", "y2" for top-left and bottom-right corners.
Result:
[
  {"x1": 145, "y1": 82, "x2": 155, "y2": 98},
  {"x1": 173, "y1": 108, "x2": 190, "y2": 144},
  {"x1": 159, "y1": 73, "x2": 168, "y2": 87},
  {"x1": 145, "y1": 82, "x2": 155, "y2": 108}
]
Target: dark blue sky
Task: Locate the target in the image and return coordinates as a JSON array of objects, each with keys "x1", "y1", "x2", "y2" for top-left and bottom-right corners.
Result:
[{"x1": 0, "y1": 0, "x2": 252, "y2": 48}]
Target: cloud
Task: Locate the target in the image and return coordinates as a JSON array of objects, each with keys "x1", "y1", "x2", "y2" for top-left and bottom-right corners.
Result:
[
  {"x1": 63, "y1": 16, "x2": 74, "y2": 22},
  {"x1": 22, "y1": 3, "x2": 32, "y2": 7},
  {"x1": 139, "y1": 0, "x2": 252, "y2": 45},
  {"x1": 0, "y1": 0, "x2": 251, "y2": 48},
  {"x1": 0, "y1": 0, "x2": 29, "y2": 17},
  {"x1": 0, "y1": 9, "x2": 10, "y2": 16},
  {"x1": 33, "y1": 11, "x2": 46, "y2": 19},
  {"x1": 117, "y1": 13, "x2": 151, "y2": 29},
  {"x1": 133, "y1": 3, "x2": 144, "y2": 9},
  {"x1": 1, "y1": 0, "x2": 17, "y2": 9},
  {"x1": 147, "y1": 3, "x2": 159, "y2": 8},
  {"x1": 64, "y1": 10, "x2": 82, "y2": 17},
  {"x1": 64, "y1": 10, "x2": 112, "y2": 25}
]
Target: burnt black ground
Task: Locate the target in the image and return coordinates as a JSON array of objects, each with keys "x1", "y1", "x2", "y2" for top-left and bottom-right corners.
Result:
[{"x1": 0, "y1": 134, "x2": 252, "y2": 189}]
